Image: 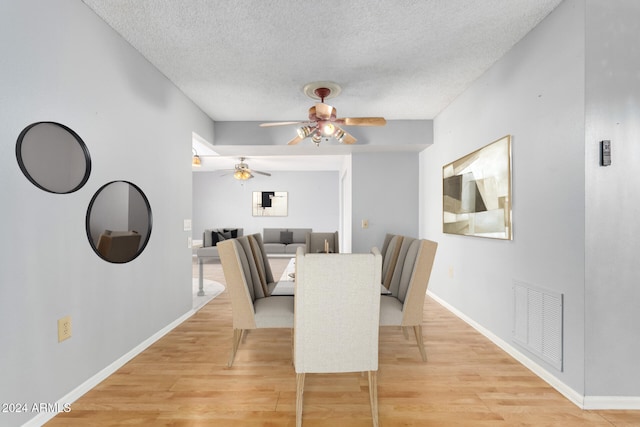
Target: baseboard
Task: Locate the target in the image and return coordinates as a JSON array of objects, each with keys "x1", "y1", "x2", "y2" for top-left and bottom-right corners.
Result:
[
  {"x1": 23, "y1": 309, "x2": 196, "y2": 427},
  {"x1": 583, "y1": 396, "x2": 640, "y2": 410},
  {"x1": 427, "y1": 290, "x2": 585, "y2": 408}
]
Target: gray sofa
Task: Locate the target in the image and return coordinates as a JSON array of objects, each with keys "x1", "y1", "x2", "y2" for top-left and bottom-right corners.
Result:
[
  {"x1": 262, "y1": 228, "x2": 311, "y2": 255},
  {"x1": 197, "y1": 228, "x2": 243, "y2": 259}
]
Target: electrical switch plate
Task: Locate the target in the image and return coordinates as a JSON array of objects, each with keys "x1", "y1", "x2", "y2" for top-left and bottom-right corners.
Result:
[
  {"x1": 362, "y1": 219, "x2": 369, "y2": 229},
  {"x1": 58, "y1": 316, "x2": 72, "y2": 342},
  {"x1": 183, "y1": 219, "x2": 192, "y2": 231}
]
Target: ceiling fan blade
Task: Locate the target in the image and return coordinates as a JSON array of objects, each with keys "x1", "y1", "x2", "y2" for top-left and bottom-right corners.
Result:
[
  {"x1": 259, "y1": 121, "x2": 305, "y2": 127},
  {"x1": 314, "y1": 103, "x2": 335, "y2": 120},
  {"x1": 339, "y1": 117, "x2": 387, "y2": 126},
  {"x1": 340, "y1": 131, "x2": 357, "y2": 145},
  {"x1": 252, "y1": 170, "x2": 271, "y2": 176},
  {"x1": 287, "y1": 134, "x2": 304, "y2": 145}
]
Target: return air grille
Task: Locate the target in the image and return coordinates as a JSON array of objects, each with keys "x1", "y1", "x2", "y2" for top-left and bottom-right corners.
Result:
[{"x1": 513, "y1": 281, "x2": 563, "y2": 371}]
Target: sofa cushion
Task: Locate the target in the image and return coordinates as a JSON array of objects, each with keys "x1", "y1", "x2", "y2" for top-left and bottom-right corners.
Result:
[
  {"x1": 291, "y1": 228, "x2": 312, "y2": 243},
  {"x1": 285, "y1": 243, "x2": 306, "y2": 254},
  {"x1": 280, "y1": 231, "x2": 293, "y2": 244},
  {"x1": 263, "y1": 242, "x2": 286, "y2": 253},
  {"x1": 263, "y1": 228, "x2": 282, "y2": 243},
  {"x1": 197, "y1": 246, "x2": 220, "y2": 258}
]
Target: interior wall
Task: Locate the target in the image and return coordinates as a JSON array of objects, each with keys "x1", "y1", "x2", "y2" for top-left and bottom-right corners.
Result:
[
  {"x1": 192, "y1": 171, "x2": 340, "y2": 239},
  {"x1": 421, "y1": 0, "x2": 586, "y2": 395},
  {"x1": 584, "y1": 0, "x2": 640, "y2": 398},
  {"x1": 0, "y1": 1, "x2": 214, "y2": 425},
  {"x1": 351, "y1": 151, "x2": 421, "y2": 253}
]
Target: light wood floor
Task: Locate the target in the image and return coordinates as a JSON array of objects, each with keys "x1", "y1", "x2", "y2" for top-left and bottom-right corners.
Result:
[{"x1": 47, "y1": 257, "x2": 640, "y2": 426}]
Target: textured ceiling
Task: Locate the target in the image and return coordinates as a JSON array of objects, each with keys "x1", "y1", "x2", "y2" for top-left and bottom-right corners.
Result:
[{"x1": 81, "y1": 0, "x2": 562, "y2": 123}]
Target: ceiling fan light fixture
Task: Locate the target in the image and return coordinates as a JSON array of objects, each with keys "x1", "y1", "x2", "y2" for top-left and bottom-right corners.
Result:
[
  {"x1": 311, "y1": 132, "x2": 322, "y2": 147},
  {"x1": 233, "y1": 169, "x2": 252, "y2": 180},
  {"x1": 321, "y1": 122, "x2": 335, "y2": 136},
  {"x1": 297, "y1": 125, "x2": 315, "y2": 139}
]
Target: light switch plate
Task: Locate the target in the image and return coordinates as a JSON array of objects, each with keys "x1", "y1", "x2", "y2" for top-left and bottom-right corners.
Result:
[{"x1": 183, "y1": 219, "x2": 192, "y2": 231}]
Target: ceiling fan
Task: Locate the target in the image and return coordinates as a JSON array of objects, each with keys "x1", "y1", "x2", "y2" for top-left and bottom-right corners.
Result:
[
  {"x1": 221, "y1": 157, "x2": 271, "y2": 180},
  {"x1": 259, "y1": 84, "x2": 386, "y2": 146}
]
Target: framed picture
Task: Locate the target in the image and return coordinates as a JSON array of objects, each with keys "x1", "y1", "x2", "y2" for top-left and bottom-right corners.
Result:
[
  {"x1": 442, "y1": 135, "x2": 512, "y2": 240},
  {"x1": 252, "y1": 191, "x2": 288, "y2": 216}
]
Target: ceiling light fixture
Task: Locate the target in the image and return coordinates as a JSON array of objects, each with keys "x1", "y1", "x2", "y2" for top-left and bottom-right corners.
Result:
[
  {"x1": 233, "y1": 169, "x2": 252, "y2": 180},
  {"x1": 297, "y1": 125, "x2": 316, "y2": 139},
  {"x1": 192, "y1": 148, "x2": 201, "y2": 167}
]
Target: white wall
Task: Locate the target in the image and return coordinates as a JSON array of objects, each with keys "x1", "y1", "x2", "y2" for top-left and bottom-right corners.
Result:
[
  {"x1": 192, "y1": 171, "x2": 340, "y2": 238},
  {"x1": 584, "y1": 0, "x2": 640, "y2": 399},
  {"x1": 421, "y1": 0, "x2": 587, "y2": 396},
  {"x1": 0, "y1": 1, "x2": 214, "y2": 425}
]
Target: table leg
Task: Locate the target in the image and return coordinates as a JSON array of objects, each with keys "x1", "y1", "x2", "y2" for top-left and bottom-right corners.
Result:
[{"x1": 198, "y1": 257, "x2": 205, "y2": 296}]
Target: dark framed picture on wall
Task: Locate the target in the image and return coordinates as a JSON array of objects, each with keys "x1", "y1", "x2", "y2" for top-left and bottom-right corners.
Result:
[{"x1": 442, "y1": 135, "x2": 512, "y2": 240}]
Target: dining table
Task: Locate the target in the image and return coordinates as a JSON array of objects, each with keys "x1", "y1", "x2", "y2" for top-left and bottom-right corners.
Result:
[{"x1": 269, "y1": 257, "x2": 391, "y2": 296}]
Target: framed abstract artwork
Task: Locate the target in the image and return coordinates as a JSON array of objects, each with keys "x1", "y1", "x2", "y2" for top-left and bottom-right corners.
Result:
[
  {"x1": 442, "y1": 135, "x2": 512, "y2": 240},
  {"x1": 252, "y1": 191, "x2": 288, "y2": 216}
]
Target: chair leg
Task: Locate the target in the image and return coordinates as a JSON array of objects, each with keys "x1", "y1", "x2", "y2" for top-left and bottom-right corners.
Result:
[
  {"x1": 296, "y1": 373, "x2": 305, "y2": 427},
  {"x1": 402, "y1": 326, "x2": 410, "y2": 339},
  {"x1": 228, "y1": 328, "x2": 243, "y2": 367},
  {"x1": 413, "y1": 325, "x2": 427, "y2": 362},
  {"x1": 368, "y1": 371, "x2": 379, "y2": 427}
]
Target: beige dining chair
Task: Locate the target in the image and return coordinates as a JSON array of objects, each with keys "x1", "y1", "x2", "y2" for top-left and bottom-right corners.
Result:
[
  {"x1": 218, "y1": 236, "x2": 294, "y2": 367},
  {"x1": 294, "y1": 247, "x2": 382, "y2": 427},
  {"x1": 379, "y1": 237, "x2": 438, "y2": 362}
]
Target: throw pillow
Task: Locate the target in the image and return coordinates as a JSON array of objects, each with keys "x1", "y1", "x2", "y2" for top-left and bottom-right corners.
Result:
[
  {"x1": 210, "y1": 231, "x2": 220, "y2": 247},
  {"x1": 223, "y1": 228, "x2": 239, "y2": 238},
  {"x1": 280, "y1": 231, "x2": 293, "y2": 244},
  {"x1": 215, "y1": 231, "x2": 233, "y2": 245}
]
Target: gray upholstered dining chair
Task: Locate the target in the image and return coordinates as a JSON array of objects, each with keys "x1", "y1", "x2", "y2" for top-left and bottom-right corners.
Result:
[
  {"x1": 379, "y1": 237, "x2": 438, "y2": 362},
  {"x1": 294, "y1": 247, "x2": 382, "y2": 427},
  {"x1": 218, "y1": 236, "x2": 294, "y2": 367},
  {"x1": 380, "y1": 233, "x2": 403, "y2": 289}
]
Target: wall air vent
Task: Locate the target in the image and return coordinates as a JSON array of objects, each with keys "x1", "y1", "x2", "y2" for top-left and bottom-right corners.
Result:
[{"x1": 513, "y1": 281, "x2": 563, "y2": 371}]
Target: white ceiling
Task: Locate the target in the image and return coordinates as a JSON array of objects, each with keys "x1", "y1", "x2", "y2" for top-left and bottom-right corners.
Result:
[{"x1": 82, "y1": 0, "x2": 562, "y2": 172}]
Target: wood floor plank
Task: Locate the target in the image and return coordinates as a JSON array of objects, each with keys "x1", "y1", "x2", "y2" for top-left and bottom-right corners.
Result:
[{"x1": 45, "y1": 257, "x2": 640, "y2": 426}]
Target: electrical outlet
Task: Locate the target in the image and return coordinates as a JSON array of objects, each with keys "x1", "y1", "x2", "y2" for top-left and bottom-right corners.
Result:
[
  {"x1": 58, "y1": 316, "x2": 72, "y2": 342},
  {"x1": 448, "y1": 266, "x2": 454, "y2": 279},
  {"x1": 362, "y1": 219, "x2": 369, "y2": 229}
]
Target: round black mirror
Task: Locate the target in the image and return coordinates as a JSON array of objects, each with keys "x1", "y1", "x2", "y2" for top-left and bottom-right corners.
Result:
[
  {"x1": 16, "y1": 122, "x2": 91, "y2": 194},
  {"x1": 86, "y1": 181, "x2": 152, "y2": 263}
]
